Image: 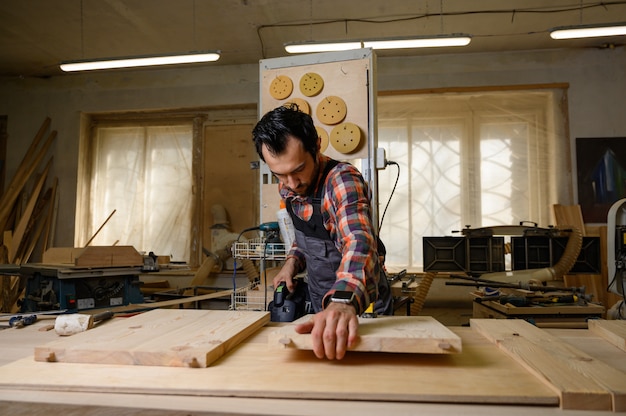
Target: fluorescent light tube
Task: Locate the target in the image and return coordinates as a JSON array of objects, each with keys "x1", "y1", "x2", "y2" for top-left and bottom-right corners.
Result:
[
  {"x1": 284, "y1": 41, "x2": 363, "y2": 54},
  {"x1": 60, "y1": 51, "x2": 221, "y2": 72},
  {"x1": 285, "y1": 35, "x2": 471, "y2": 54},
  {"x1": 550, "y1": 23, "x2": 626, "y2": 39},
  {"x1": 364, "y1": 36, "x2": 471, "y2": 49}
]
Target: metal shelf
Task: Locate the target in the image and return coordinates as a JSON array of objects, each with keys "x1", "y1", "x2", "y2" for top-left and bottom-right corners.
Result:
[{"x1": 231, "y1": 238, "x2": 288, "y2": 261}]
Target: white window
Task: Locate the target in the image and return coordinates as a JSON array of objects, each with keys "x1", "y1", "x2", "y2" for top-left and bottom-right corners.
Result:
[
  {"x1": 76, "y1": 121, "x2": 194, "y2": 262},
  {"x1": 377, "y1": 89, "x2": 571, "y2": 271}
]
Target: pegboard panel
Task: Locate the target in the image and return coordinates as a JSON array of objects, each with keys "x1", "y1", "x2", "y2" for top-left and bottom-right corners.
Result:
[
  {"x1": 260, "y1": 58, "x2": 371, "y2": 160},
  {"x1": 258, "y1": 49, "x2": 378, "y2": 225}
]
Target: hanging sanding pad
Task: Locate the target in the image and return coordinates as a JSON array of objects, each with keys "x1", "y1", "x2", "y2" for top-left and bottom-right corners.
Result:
[
  {"x1": 316, "y1": 126, "x2": 329, "y2": 153},
  {"x1": 285, "y1": 98, "x2": 310, "y2": 114},
  {"x1": 316, "y1": 96, "x2": 347, "y2": 125},
  {"x1": 299, "y1": 72, "x2": 324, "y2": 97},
  {"x1": 269, "y1": 75, "x2": 293, "y2": 100},
  {"x1": 330, "y1": 122, "x2": 361, "y2": 154}
]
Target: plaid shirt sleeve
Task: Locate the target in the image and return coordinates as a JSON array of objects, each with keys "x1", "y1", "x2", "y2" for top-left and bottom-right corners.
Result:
[{"x1": 320, "y1": 163, "x2": 379, "y2": 313}]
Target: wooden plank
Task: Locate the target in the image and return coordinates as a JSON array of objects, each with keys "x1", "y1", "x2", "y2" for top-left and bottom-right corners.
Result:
[
  {"x1": 18, "y1": 181, "x2": 57, "y2": 264},
  {"x1": 0, "y1": 288, "x2": 235, "y2": 320},
  {"x1": 74, "y1": 246, "x2": 143, "y2": 267},
  {"x1": 471, "y1": 318, "x2": 626, "y2": 412},
  {"x1": 8, "y1": 158, "x2": 51, "y2": 264},
  {"x1": 269, "y1": 315, "x2": 462, "y2": 354},
  {"x1": 34, "y1": 309, "x2": 270, "y2": 368},
  {"x1": 553, "y1": 204, "x2": 586, "y2": 235},
  {"x1": 588, "y1": 320, "x2": 626, "y2": 352},
  {"x1": 480, "y1": 299, "x2": 604, "y2": 316},
  {"x1": 42, "y1": 247, "x2": 85, "y2": 264},
  {"x1": 0, "y1": 327, "x2": 558, "y2": 406},
  {"x1": 563, "y1": 226, "x2": 608, "y2": 310},
  {"x1": 0, "y1": 130, "x2": 56, "y2": 234},
  {"x1": 0, "y1": 117, "x2": 50, "y2": 212}
]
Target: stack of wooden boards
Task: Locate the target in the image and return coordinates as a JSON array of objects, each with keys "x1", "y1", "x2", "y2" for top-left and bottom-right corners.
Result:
[
  {"x1": 0, "y1": 309, "x2": 624, "y2": 412},
  {"x1": 32, "y1": 310, "x2": 461, "y2": 367},
  {"x1": 472, "y1": 319, "x2": 626, "y2": 412},
  {"x1": 0, "y1": 117, "x2": 57, "y2": 312},
  {"x1": 34, "y1": 309, "x2": 271, "y2": 368}
]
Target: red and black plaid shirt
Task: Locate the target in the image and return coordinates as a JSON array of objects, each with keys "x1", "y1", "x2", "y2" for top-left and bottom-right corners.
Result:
[{"x1": 279, "y1": 154, "x2": 380, "y2": 312}]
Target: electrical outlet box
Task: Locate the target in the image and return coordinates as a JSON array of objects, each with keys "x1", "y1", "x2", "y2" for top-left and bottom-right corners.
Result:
[{"x1": 376, "y1": 147, "x2": 386, "y2": 169}]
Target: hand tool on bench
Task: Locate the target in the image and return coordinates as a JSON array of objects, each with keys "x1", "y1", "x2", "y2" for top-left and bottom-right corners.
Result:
[
  {"x1": 9, "y1": 314, "x2": 37, "y2": 328},
  {"x1": 54, "y1": 310, "x2": 114, "y2": 336}
]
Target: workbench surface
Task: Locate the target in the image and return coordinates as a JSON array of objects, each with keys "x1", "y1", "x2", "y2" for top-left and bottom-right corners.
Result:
[{"x1": 1, "y1": 315, "x2": 624, "y2": 416}]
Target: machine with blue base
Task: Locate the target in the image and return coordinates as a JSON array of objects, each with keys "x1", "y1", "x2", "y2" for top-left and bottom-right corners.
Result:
[{"x1": 18, "y1": 264, "x2": 145, "y2": 313}]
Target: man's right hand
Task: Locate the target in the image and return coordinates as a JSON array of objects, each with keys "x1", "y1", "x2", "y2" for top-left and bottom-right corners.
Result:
[
  {"x1": 272, "y1": 257, "x2": 298, "y2": 292},
  {"x1": 295, "y1": 301, "x2": 359, "y2": 360}
]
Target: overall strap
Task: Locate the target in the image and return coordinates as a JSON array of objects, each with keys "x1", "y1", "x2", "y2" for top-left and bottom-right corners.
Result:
[{"x1": 286, "y1": 159, "x2": 339, "y2": 240}]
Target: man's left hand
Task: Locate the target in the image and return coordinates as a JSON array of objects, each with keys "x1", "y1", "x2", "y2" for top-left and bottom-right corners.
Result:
[{"x1": 294, "y1": 302, "x2": 359, "y2": 360}]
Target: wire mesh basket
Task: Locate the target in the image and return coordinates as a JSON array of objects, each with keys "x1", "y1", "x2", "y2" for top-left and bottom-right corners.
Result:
[
  {"x1": 230, "y1": 238, "x2": 286, "y2": 311},
  {"x1": 230, "y1": 280, "x2": 269, "y2": 311},
  {"x1": 231, "y1": 238, "x2": 288, "y2": 260}
]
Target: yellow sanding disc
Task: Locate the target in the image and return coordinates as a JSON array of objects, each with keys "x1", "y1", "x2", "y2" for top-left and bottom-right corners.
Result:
[
  {"x1": 269, "y1": 75, "x2": 293, "y2": 100},
  {"x1": 284, "y1": 98, "x2": 310, "y2": 114},
  {"x1": 316, "y1": 126, "x2": 329, "y2": 153},
  {"x1": 316, "y1": 96, "x2": 347, "y2": 125},
  {"x1": 299, "y1": 72, "x2": 324, "y2": 97},
  {"x1": 330, "y1": 122, "x2": 361, "y2": 154}
]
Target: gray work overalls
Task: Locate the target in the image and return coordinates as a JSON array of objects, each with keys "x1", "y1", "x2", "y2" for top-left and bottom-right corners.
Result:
[{"x1": 286, "y1": 159, "x2": 393, "y2": 315}]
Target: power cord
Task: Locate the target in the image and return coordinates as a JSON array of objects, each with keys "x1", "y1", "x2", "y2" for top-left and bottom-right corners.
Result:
[
  {"x1": 379, "y1": 160, "x2": 400, "y2": 230},
  {"x1": 231, "y1": 225, "x2": 262, "y2": 310}
]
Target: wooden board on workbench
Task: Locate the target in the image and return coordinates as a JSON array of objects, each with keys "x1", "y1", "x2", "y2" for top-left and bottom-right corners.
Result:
[
  {"x1": 471, "y1": 318, "x2": 626, "y2": 412},
  {"x1": 0, "y1": 326, "x2": 559, "y2": 407},
  {"x1": 34, "y1": 309, "x2": 269, "y2": 368},
  {"x1": 269, "y1": 315, "x2": 462, "y2": 354},
  {"x1": 589, "y1": 319, "x2": 626, "y2": 352}
]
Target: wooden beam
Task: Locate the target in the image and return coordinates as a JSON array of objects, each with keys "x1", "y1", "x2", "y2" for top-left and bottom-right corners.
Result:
[
  {"x1": 8, "y1": 158, "x2": 52, "y2": 264},
  {"x1": 471, "y1": 318, "x2": 626, "y2": 411},
  {"x1": 588, "y1": 320, "x2": 626, "y2": 353},
  {"x1": 0, "y1": 130, "x2": 56, "y2": 234}
]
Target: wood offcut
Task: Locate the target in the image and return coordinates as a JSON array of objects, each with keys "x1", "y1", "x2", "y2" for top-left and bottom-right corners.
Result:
[
  {"x1": 269, "y1": 315, "x2": 462, "y2": 354},
  {"x1": 588, "y1": 319, "x2": 626, "y2": 352},
  {"x1": 34, "y1": 309, "x2": 270, "y2": 368}
]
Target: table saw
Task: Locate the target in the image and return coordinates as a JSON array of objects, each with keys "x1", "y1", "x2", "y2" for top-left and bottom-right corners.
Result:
[{"x1": 18, "y1": 264, "x2": 144, "y2": 312}]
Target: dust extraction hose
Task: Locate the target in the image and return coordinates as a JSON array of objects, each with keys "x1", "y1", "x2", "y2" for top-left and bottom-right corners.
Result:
[
  {"x1": 241, "y1": 259, "x2": 259, "y2": 282},
  {"x1": 410, "y1": 272, "x2": 436, "y2": 316},
  {"x1": 479, "y1": 226, "x2": 583, "y2": 283}
]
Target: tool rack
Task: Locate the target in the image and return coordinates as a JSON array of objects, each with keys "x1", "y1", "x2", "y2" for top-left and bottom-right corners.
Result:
[{"x1": 231, "y1": 238, "x2": 288, "y2": 310}]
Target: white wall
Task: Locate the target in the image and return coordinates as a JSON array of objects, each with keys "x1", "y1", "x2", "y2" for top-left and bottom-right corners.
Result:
[{"x1": 0, "y1": 47, "x2": 624, "y2": 247}]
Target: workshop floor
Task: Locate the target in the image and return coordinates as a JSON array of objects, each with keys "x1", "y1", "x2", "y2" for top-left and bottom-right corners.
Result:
[
  {"x1": 412, "y1": 278, "x2": 476, "y2": 327},
  {"x1": 419, "y1": 305, "x2": 474, "y2": 327}
]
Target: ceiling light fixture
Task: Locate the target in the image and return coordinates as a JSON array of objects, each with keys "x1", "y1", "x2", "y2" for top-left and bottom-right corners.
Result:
[
  {"x1": 550, "y1": 22, "x2": 626, "y2": 39},
  {"x1": 60, "y1": 51, "x2": 221, "y2": 72},
  {"x1": 365, "y1": 35, "x2": 471, "y2": 49},
  {"x1": 285, "y1": 34, "x2": 471, "y2": 54},
  {"x1": 285, "y1": 41, "x2": 363, "y2": 54}
]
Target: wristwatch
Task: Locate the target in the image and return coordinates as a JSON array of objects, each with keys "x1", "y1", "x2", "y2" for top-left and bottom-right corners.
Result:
[{"x1": 327, "y1": 290, "x2": 360, "y2": 314}]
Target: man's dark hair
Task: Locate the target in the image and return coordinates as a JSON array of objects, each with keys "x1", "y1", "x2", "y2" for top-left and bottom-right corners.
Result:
[{"x1": 252, "y1": 104, "x2": 318, "y2": 162}]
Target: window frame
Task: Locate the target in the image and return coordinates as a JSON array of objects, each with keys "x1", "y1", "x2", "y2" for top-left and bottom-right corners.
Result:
[
  {"x1": 76, "y1": 112, "x2": 205, "y2": 266},
  {"x1": 377, "y1": 85, "x2": 572, "y2": 271}
]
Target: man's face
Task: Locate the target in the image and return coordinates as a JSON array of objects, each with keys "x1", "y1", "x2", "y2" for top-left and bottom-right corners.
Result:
[{"x1": 262, "y1": 135, "x2": 318, "y2": 196}]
